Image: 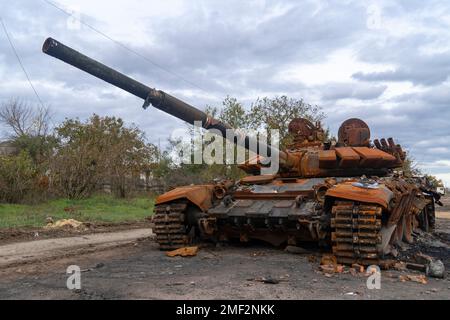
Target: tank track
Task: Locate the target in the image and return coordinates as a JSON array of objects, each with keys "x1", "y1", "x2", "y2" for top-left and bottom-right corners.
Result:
[
  {"x1": 152, "y1": 202, "x2": 189, "y2": 250},
  {"x1": 331, "y1": 200, "x2": 382, "y2": 265}
]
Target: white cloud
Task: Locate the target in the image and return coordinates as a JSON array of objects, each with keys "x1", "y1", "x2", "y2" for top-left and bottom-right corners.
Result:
[{"x1": 279, "y1": 49, "x2": 394, "y2": 86}]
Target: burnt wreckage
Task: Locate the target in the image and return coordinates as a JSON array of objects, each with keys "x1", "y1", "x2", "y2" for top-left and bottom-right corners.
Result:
[{"x1": 43, "y1": 37, "x2": 438, "y2": 265}]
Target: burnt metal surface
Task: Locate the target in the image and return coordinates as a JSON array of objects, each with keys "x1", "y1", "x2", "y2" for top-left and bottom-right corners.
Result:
[
  {"x1": 155, "y1": 185, "x2": 215, "y2": 212},
  {"x1": 338, "y1": 118, "x2": 371, "y2": 147}
]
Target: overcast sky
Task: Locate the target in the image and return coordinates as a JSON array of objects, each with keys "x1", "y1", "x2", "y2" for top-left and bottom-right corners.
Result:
[{"x1": 1, "y1": 0, "x2": 450, "y2": 185}]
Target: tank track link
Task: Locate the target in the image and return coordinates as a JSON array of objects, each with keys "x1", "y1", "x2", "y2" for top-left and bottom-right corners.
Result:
[
  {"x1": 152, "y1": 202, "x2": 189, "y2": 250},
  {"x1": 331, "y1": 200, "x2": 382, "y2": 265}
]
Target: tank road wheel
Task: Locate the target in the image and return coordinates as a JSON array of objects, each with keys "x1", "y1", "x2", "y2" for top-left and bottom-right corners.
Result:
[
  {"x1": 152, "y1": 202, "x2": 189, "y2": 250},
  {"x1": 331, "y1": 200, "x2": 382, "y2": 265}
]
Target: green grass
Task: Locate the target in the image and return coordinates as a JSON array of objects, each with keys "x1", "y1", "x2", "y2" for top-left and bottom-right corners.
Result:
[{"x1": 0, "y1": 195, "x2": 155, "y2": 229}]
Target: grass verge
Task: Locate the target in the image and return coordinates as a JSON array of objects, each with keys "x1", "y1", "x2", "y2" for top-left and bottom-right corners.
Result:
[{"x1": 0, "y1": 195, "x2": 155, "y2": 228}]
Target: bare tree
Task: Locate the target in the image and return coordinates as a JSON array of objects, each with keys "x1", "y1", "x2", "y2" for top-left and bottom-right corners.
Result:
[
  {"x1": 33, "y1": 105, "x2": 51, "y2": 137},
  {"x1": 0, "y1": 99, "x2": 51, "y2": 138}
]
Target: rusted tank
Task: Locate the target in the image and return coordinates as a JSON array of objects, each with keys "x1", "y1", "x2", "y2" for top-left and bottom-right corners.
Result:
[{"x1": 43, "y1": 38, "x2": 437, "y2": 265}]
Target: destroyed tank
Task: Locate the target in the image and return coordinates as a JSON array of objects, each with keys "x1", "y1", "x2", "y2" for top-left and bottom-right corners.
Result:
[{"x1": 43, "y1": 38, "x2": 438, "y2": 265}]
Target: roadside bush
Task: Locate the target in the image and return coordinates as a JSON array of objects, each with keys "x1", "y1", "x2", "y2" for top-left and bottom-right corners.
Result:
[
  {"x1": 50, "y1": 114, "x2": 157, "y2": 199},
  {"x1": 0, "y1": 151, "x2": 38, "y2": 203}
]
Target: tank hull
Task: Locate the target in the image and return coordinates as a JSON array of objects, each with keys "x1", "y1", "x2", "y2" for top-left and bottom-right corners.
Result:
[{"x1": 153, "y1": 176, "x2": 435, "y2": 265}]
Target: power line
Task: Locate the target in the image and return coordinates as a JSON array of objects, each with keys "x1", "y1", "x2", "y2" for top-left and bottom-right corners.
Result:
[
  {"x1": 0, "y1": 17, "x2": 46, "y2": 109},
  {"x1": 42, "y1": 0, "x2": 207, "y2": 93}
]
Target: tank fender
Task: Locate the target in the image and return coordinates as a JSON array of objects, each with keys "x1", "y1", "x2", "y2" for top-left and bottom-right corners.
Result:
[
  {"x1": 156, "y1": 185, "x2": 215, "y2": 212},
  {"x1": 325, "y1": 181, "x2": 393, "y2": 209}
]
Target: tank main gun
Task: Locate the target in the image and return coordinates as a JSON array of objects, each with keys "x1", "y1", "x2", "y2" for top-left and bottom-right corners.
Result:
[
  {"x1": 42, "y1": 38, "x2": 292, "y2": 167},
  {"x1": 43, "y1": 38, "x2": 405, "y2": 178}
]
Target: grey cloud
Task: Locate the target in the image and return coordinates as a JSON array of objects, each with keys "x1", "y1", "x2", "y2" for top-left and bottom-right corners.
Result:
[
  {"x1": 352, "y1": 65, "x2": 450, "y2": 86},
  {"x1": 351, "y1": 4, "x2": 450, "y2": 86},
  {"x1": 320, "y1": 83, "x2": 387, "y2": 100},
  {"x1": 100, "y1": 1, "x2": 368, "y2": 96}
]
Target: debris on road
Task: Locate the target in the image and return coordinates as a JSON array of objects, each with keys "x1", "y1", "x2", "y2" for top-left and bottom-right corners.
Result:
[
  {"x1": 344, "y1": 292, "x2": 360, "y2": 296},
  {"x1": 413, "y1": 252, "x2": 445, "y2": 278},
  {"x1": 320, "y1": 254, "x2": 337, "y2": 265},
  {"x1": 426, "y1": 259, "x2": 445, "y2": 278},
  {"x1": 352, "y1": 263, "x2": 365, "y2": 273},
  {"x1": 399, "y1": 274, "x2": 428, "y2": 284},
  {"x1": 166, "y1": 246, "x2": 199, "y2": 257},
  {"x1": 405, "y1": 262, "x2": 426, "y2": 272},
  {"x1": 247, "y1": 276, "x2": 283, "y2": 284},
  {"x1": 319, "y1": 254, "x2": 344, "y2": 274},
  {"x1": 45, "y1": 219, "x2": 84, "y2": 229},
  {"x1": 79, "y1": 262, "x2": 105, "y2": 273},
  {"x1": 378, "y1": 259, "x2": 396, "y2": 270}
]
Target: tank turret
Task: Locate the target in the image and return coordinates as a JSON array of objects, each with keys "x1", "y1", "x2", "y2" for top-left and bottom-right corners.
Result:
[{"x1": 240, "y1": 116, "x2": 405, "y2": 177}]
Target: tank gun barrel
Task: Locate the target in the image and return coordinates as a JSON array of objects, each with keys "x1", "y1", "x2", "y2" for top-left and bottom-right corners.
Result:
[{"x1": 42, "y1": 38, "x2": 288, "y2": 166}]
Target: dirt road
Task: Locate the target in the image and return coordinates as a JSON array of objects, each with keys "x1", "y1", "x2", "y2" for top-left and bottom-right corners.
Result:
[
  {"x1": 0, "y1": 226, "x2": 449, "y2": 300},
  {"x1": 0, "y1": 195, "x2": 449, "y2": 300},
  {"x1": 0, "y1": 228, "x2": 153, "y2": 268}
]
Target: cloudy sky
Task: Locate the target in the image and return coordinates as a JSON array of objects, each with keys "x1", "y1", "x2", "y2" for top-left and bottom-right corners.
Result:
[{"x1": 1, "y1": 0, "x2": 450, "y2": 185}]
